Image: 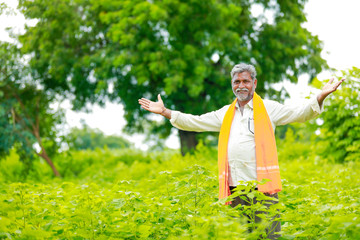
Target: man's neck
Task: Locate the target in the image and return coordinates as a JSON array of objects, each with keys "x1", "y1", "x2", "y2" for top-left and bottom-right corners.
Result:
[
  {"x1": 237, "y1": 99, "x2": 251, "y2": 107},
  {"x1": 237, "y1": 99, "x2": 252, "y2": 115}
]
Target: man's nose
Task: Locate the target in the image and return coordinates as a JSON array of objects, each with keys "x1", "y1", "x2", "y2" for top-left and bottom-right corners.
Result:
[{"x1": 239, "y1": 81, "x2": 245, "y2": 88}]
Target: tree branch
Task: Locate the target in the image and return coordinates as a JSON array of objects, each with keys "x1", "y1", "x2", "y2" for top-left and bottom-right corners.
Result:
[{"x1": 5, "y1": 84, "x2": 37, "y2": 131}]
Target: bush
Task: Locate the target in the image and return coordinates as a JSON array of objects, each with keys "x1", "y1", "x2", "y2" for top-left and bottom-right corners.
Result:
[
  {"x1": 313, "y1": 67, "x2": 360, "y2": 163},
  {"x1": 0, "y1": 150, "x2": 25, "y2": 182}
]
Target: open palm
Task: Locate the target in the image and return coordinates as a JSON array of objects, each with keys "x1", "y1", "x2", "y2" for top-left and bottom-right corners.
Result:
[
  {"x1": 138, "y1": 94, "x2": 165, "y2": 114},
  {"x1": 322, "y1": 77, "x2": 345, "y2": 96}
]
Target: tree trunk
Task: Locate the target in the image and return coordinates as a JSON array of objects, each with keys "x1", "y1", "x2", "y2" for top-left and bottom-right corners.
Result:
[
  {"x1": 179, "y1": 130, "x2": 199, "y2": 156},
  {"x1": 38, "y1": 151, "x2": 61, "y2": 177},
  {"x1": 33, "y1": 127, "x2": 61, "y2": 177}
]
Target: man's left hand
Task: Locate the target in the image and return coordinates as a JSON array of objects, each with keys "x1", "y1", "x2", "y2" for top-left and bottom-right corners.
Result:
[
  {"x1": 321, "y1": 77, "x2": 345, "y2": 96},
  {"x1": 317, "y1": 77, "x2": 345, "y2": 107}
]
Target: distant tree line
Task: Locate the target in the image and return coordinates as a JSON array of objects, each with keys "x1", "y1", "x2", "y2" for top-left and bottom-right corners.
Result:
[{"x1": 67, "y1": 123, "x2": 132, "y2": 151}]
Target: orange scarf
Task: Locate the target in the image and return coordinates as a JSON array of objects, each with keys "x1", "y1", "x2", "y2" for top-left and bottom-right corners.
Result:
[{"x1": 218, "y1": 92, "x2": 282, "y2": 204}]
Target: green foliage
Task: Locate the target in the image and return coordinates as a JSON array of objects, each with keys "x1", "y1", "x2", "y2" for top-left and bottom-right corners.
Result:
[
  {"x1": 0, "y1": 3, "x2": 6, "y2": 14},
  {"x1": 0, "y1": 2, "x2": 14, "y2": 16},
  {"x1": 312, "y1": 67, "x2": 360, "y2": 163},
  {"x1": 0, "y1": 145, "x2": 248, "y2": 239},
  {"x1": 0, "y1": 149, "x2": 25, "y2": 182},
  {"x1": 276, "y1": 123, "x2": 317, "y2": 162},
  {"x1": 275, "y1": 67, "x2": 360, "y2": 164},
  {"x1": 1, "y1": 143, "x2": 359, "y2": 239},
  {"x1": 66, "y1": 124, "x2": 132, "y2": 150},
  {"x1": 17, "y1": 0, "x2": 327, "y2": 146},
  {"x1": 0, "y1": 41, "x2": 64, "y2": 176},
  {"x1": 57, "y1": 148, "x2": 156, "y2": 180},
  {"x1": 227, "y1": 180, "x2": 283, "y2": 239},
  {"x1": 279, "y1": 158, "x2": 360, "y2": 239}
]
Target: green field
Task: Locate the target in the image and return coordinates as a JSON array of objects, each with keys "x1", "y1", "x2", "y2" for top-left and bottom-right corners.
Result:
[
  {"x1": 1, "y1": 1, "x2": 359, "y2": 239},
  {"x1": 1, "y1": 143, "x2": 359, "y2": 239}
]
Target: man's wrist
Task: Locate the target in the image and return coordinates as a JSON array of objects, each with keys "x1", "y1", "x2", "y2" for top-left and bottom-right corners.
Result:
[
  {"x1": 317, "y1": 92, "x2": 327, "y2": 108},
  {"x1": 160, "y1": 107, "x2": 171, "y2": 119},
  {"x1": 317, "y1": 92, "x2": 327, "y2": 102},
  {"x1": 160, "y1": 106, "x2": 167, "y2": 115}
]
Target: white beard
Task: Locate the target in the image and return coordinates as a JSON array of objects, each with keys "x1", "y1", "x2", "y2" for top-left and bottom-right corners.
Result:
[{"x1": 233, "y1": 88, "x2": 252, "y2": 101}]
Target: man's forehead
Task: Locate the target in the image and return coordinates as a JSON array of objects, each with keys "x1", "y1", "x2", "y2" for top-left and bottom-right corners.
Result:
[{"x1": 232, "y1": 71, "x2": 252, "y2": 80}]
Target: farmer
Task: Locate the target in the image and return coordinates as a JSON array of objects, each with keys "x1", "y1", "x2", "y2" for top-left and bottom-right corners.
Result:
[{"x1": 138, "y1": 63, "x2": 344, "y2": 239}]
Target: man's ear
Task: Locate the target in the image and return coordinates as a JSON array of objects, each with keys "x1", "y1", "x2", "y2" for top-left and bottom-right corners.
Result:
[{"x1": 254, "y1": 78, "x2": 257, "y2": 89}]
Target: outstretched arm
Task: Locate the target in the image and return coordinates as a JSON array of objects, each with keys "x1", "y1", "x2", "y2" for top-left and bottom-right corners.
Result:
[
  {"x1": 138, "y1": 94, "x2": 172, "y2": 119},
  {"x1": 138, "y1": 94, "x2": 225, "y2": 132},
  {"x1": 317, "y1": 77, "x2": 345, "y2": 108},
  {"x1": 266, "y1": 77, "x2": 345, "y2": 126}
]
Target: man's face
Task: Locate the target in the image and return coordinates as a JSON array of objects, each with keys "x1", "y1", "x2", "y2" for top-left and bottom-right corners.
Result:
[{"x1": 231, "y1": 71, "x2": 257, "y2": 102}]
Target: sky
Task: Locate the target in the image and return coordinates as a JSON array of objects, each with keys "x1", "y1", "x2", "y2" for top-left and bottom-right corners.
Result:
[{"x1": 1, "y1": 0, "x2": 359, "y2": 150}]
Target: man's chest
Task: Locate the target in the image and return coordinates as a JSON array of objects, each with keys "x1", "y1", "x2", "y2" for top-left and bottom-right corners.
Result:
[{"x1": 229, "y1": 107, "x2": 255, "y2": 138}]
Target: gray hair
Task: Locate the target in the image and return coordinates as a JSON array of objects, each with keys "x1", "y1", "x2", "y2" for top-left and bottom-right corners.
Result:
[{"x1": 230, "y1": 63, "x2": 257, "y2": 80}]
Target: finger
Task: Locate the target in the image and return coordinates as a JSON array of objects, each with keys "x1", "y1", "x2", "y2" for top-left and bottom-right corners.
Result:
[
  {"x1": 138, "y1": 99, "x2": 150, "y2": 105},
  {"x1": 139, "y1": 102, "x2": 149, "y2": 107},
  {"x1": 141, "y1": 105, "x2": 150, "y2": 111},
  {"x1": 157, "y1": 94, "x2": 163, "y2": 102},
  {"x1": 336, "y1": 78, "x2": 345, "y2": 85},
  {"x1": 139, "y1": 103, "x2": 150, "y2": 109},
  {"x1": 328, "y1": 77, "x2": 334, "y2": 84},
  {"x1": 334, "y1": 79, "x2": 344, "y2": 89}
]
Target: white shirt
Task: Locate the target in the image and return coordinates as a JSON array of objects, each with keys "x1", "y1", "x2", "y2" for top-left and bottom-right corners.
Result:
[{"x1": 170, "y1": 97, "x2": 323, "y2": 186}]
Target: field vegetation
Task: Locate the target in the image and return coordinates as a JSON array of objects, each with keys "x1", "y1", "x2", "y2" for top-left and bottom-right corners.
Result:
[
  {"x1": 1, "y1": 134, "x2": 359, "y2": 239},
  {"x1": 1, "y1": 0, "x2": 359, "y2": 238}
]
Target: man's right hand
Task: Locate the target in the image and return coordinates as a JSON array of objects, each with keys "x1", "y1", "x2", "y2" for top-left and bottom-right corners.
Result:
[{"x1": 138, "y1": 94, "x2": 166, "y2": 114}]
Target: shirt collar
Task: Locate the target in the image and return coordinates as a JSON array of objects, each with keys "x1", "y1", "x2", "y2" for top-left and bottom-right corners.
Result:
[{"x1": 235, "y1": 99, "x2": 254, "y2": 110}]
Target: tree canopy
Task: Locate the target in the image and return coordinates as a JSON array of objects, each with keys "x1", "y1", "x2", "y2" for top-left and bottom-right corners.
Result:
[
  {"x1": 17, "y1": 0, "x2": 327, "y2": 152},
  {"x1": 0, "y1": 42, "x2": 63, "y2": 176}
]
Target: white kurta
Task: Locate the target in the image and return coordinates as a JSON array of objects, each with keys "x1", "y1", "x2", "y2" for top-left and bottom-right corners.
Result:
[{"x1": 170, "y1": 97, "x2": 323, "y2": 186}]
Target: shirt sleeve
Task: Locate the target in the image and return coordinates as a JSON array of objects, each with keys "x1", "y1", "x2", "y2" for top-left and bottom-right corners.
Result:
[
  {"x1": 170, "y1": 105, "x2": 229, "y2": 132},
  {"x1": 266, "y1": 97, "x2": 324, "y2": 126}
]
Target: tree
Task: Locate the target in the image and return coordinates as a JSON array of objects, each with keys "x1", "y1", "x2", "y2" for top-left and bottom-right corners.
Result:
[
  {"x1": 312, "y1": 67, "x2": 360, "y2": 163},
  {"x1": 0, "y1": 42, "x2": 63, "y2": 177},
  {"x1": 18, "y1": 0, "x2": 327, "y2": 154},
  {"x1": 66, "y1": 123, "x2": 132, "y2": 150}
]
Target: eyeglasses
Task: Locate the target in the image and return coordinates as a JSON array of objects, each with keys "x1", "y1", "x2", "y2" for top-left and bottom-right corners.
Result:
[{"x1": 248, "y1": 117, "x2": 254, "y2": 134}]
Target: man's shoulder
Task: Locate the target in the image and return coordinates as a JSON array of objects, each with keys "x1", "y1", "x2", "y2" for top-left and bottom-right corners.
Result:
[
  {"x1": 212, "y1": 104, "x2": 231, "y2": 115},
  {"x1": 218, "y1": 104, "x2": 232, "y2": 111},
  {"x1": 263, "y1": 99, "x2": 282, "y2": 109},
  {"x1": 207, "y1": 104, "x2": 232, "y2": 120}
]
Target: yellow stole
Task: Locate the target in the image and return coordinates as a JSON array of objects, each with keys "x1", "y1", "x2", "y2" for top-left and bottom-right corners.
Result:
[{"x1": 218, "y1": 92, "x2": 282, "y2": 204}]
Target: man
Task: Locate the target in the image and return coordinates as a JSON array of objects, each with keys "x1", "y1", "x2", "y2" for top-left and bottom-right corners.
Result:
[{"x1": 138, "y1": 63, "x2": 344, "y2": 239}]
